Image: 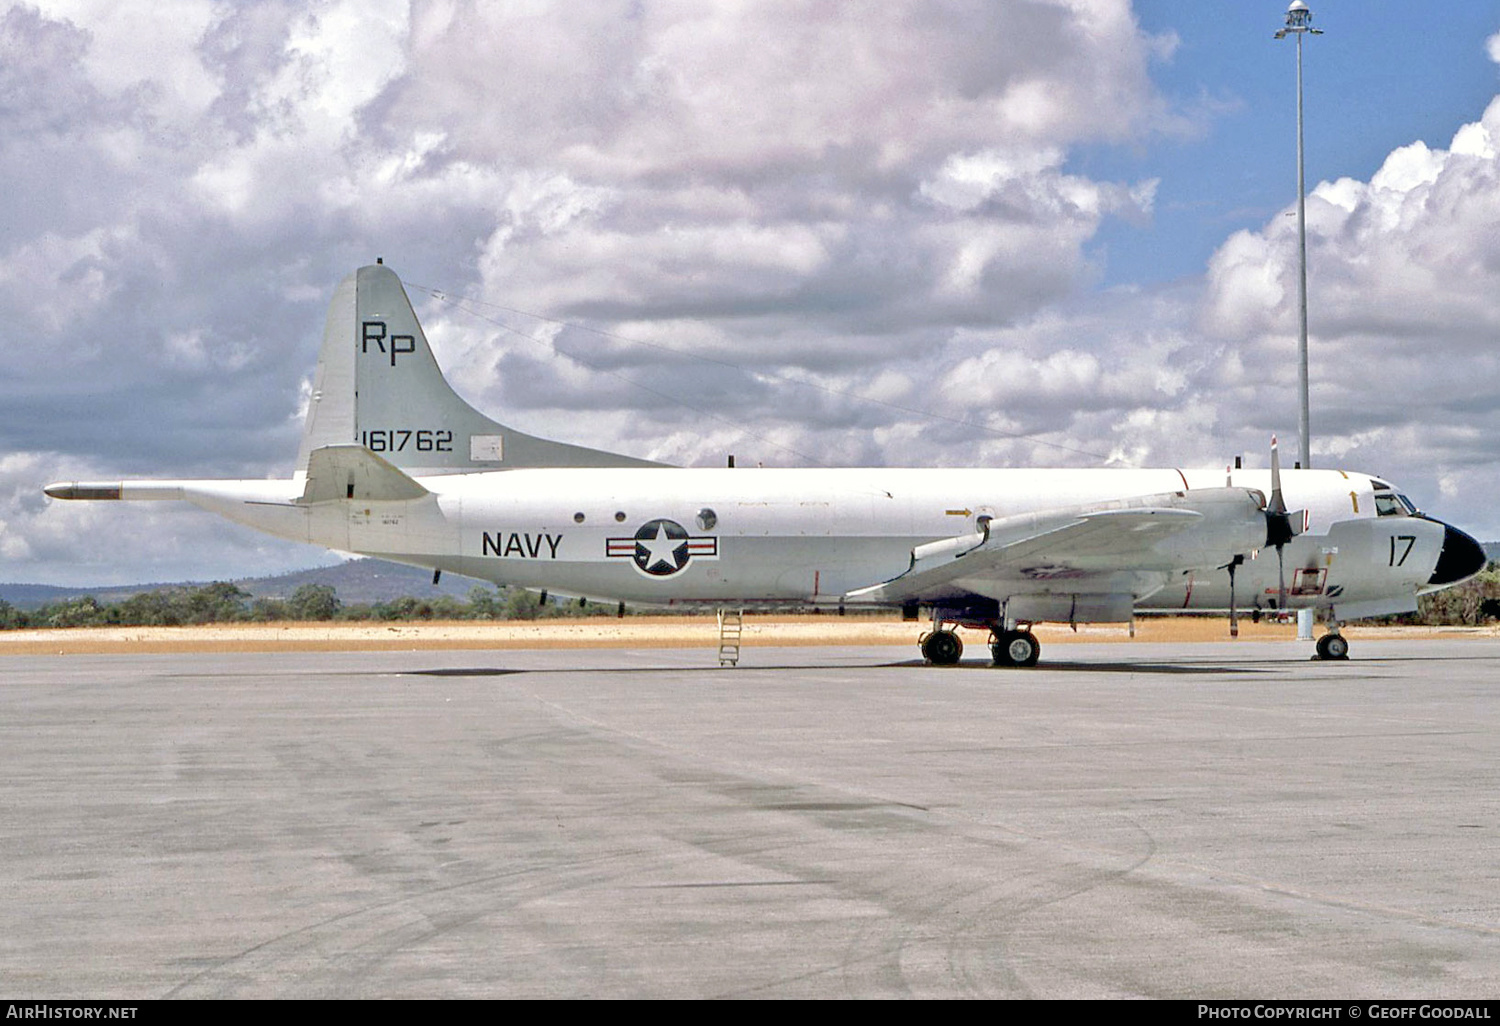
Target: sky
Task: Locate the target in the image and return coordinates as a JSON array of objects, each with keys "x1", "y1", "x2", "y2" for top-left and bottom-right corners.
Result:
[{"x1": 4, "y1": 0, "x2": 1500, "y2": 587}]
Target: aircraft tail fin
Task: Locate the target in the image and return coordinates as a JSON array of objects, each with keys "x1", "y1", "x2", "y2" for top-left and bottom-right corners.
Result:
[{"x1": 296, "y1": 263, "x2": 663, "y2": 477}]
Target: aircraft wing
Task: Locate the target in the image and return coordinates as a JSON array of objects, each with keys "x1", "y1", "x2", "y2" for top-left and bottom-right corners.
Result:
[{"x1": 847, "y1": 488, "x2": 1265, "y2": 604}]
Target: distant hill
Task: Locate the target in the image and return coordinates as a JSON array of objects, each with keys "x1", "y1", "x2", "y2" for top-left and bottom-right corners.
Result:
[
  {"x1": 235, "y1": 559, "x2": 489, "y2": 605},
  {"x1": 0, "y1": 559, "x2": 490, "y2": 611}
]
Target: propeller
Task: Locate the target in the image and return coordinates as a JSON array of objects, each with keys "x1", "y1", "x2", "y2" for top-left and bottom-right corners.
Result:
[
  {"x1": 1263, "y1": 436, "x2": 1305, "y2": 615},
  {"x1": 1224, "y1": 437, "x2": 1306, "y2": 636}
]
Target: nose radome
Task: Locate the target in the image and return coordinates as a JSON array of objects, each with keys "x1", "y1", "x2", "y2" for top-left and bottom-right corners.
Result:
[{"x1": 1428, "y1": 522, "x2": 1488, "y2": 587}]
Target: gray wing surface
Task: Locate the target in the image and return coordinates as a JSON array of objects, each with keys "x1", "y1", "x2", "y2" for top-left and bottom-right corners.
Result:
[{"x1": 848, "y1": 488, "x2": 1265, "y2": 604}]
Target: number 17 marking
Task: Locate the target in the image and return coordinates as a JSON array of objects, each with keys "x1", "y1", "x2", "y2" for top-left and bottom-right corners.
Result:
[{"x1": 1389, "y1": 535, "x2": 1416, "y2": 567}]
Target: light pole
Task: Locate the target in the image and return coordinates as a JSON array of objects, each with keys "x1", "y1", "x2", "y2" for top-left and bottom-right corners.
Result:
[
  {"x1": 1276, "y1": 2, "x2": 1322, "y2": 640},
  {"x1": 1275, "y1": 1, "x2": 1321, "y2": 471}
]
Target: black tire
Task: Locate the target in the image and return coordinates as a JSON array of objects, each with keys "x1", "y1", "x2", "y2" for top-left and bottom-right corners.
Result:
[
  {"x1": 991, "y1": 630, "x2": 1041, "y2": 667},
  {"x1": 1316, "y1": 633, "x2": 1350, "y2": 661},
  {"x1": 921, "y1": 630, "x2": 963, "y2": 666}
]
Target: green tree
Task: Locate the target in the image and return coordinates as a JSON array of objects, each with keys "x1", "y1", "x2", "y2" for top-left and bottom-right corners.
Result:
[
  {"x1": 1414, "y1": 563, "x2": 1500, "y2": 626},
  {"x1": 335, "y1": 603, "x2": 374, "y2": 621},
  {"x1": 247, "y1": 597, "x2": 289, "y2": 621},
  {"x1": 467, "y1": 585, "x2": 503, "y2": 619},
  {"x1": 429, "y1": 595, "x2": 468, "y2": 620},
  {"x1": 373, "y1": 596, "x2": 432, "y2": 621},
  {"x1": 286, "y1": 583, "x2": 341, "y2": 621},
  {"x1": 43, "y1": 596, "x2": 108, "y2": 628},
  {"x1": 183, "y1": 582, "x2": 250, "y2": 624},
  {"x1": 0, "y1": 600, "x2": 27, "y2": 629},
  {"x1": 502, "y1": 588, "x2": 551, "y2": 620},
  {"x1": 115, "y1": 590, "x2": 182, "y2": 626}
]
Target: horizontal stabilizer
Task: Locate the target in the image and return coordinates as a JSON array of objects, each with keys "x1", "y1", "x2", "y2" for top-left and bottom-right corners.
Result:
[{"x1": 300, "y1": 444, "x2": 429, "y2": 504}]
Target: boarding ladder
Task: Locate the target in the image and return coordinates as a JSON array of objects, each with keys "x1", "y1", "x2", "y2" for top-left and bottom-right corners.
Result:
[{"x1": 717, "y1": 608, "x2": 744, "y2": 666}]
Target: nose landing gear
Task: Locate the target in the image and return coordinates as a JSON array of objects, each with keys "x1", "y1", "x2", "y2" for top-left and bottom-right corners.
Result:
[{"x1": 1315, "y1": 630, "x2": 1349, "y2": 661}]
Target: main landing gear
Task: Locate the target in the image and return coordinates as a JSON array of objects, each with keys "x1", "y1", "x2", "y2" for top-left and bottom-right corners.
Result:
[
  {"x1": 991, "y1": 629, "x2": 1040, "y2": 667},
  {"x1": 919, "y1": 615, "x2": 1041, "y2": 668},
  {"x1": 919, "y1": 629, "x2": 964, "y2": 666}
]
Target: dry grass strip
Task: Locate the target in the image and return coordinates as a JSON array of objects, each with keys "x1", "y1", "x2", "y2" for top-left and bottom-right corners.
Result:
[{"x1": 0, "y1": 615, "x2": 1489, "y2": 655}]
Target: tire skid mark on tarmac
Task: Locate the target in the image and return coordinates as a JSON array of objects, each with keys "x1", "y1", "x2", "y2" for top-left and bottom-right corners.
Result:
[
  {"x1": 490, "y1": 674, "x2": 1184, "y2": 998},
  {"x1": 554, "y1": 676, "x2": 1220, "y2": 989},
  {"x1": 948, "y1": 815, "x2": 1159, "y2": 999},
  {"x1": 172, "y1": 658, "x2": 1500, "y2": 997},
  {"x1": 164, "y1": 847, "x2": 664, "y2": 998}
]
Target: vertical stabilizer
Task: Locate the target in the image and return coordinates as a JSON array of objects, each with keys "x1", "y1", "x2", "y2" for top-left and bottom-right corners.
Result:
[{"x1": 296, "y1": 264, "x2": 663, "y2": 476}]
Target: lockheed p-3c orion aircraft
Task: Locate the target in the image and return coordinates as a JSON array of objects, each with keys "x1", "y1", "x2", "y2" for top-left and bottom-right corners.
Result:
[{"x1": 45, "y1": 264, "x2": 1487, "y2": 665}]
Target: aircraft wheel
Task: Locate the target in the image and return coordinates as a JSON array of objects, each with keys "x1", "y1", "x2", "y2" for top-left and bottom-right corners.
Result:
[
  {"x1": 921, "y1": 630, "x2": 963, "y2": 666},
  {"x1": 1316, "y1": 633, "x2": 1350, "y2": 661},
  {"x1": 991, "y1": 630, "x2": 1041, "y2": 667}
]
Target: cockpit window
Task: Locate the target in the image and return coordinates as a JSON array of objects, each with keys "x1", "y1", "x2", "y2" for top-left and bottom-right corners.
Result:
[{"x1": 1374, "y1": 492, "x2": 1413, "y2": 517}]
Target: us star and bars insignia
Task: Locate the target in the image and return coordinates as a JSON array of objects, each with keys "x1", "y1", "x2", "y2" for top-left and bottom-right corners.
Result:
[{"x1": 606, "y1": 518, "x2": 719, "y2": 577}]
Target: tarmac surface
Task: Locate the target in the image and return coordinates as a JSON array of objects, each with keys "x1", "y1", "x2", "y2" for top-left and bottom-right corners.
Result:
[{"x1": 4, "y1": 638, "x2": 1500, "y2": 998}]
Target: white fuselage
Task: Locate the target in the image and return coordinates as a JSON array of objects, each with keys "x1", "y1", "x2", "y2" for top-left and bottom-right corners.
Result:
[{"x1": 166, "y1": 465, "x2": 1446, "y2": 620}]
